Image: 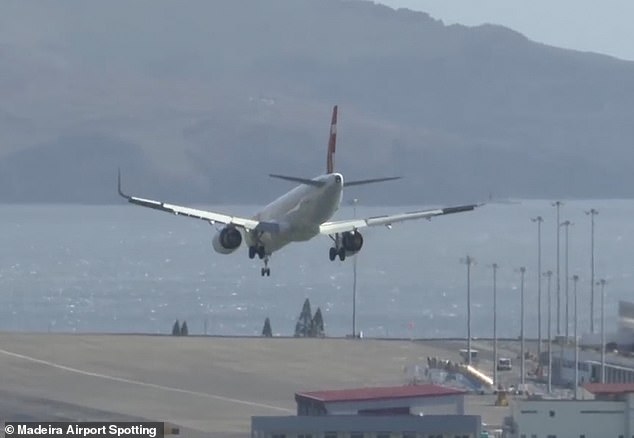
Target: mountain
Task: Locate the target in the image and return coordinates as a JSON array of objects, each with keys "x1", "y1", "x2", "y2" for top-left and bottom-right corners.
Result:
[{"x1": 0, "y1": 0, "x2": 633, "y2": 204}]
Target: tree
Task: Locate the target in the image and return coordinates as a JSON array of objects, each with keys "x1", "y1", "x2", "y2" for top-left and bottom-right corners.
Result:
[
  {"x1": 172, "y1": 320, "x2": 181, "y2": 336},
  {"x1": 311, "y1": 307, "x2": 325, "y2": 338},
  {"x1": 180, "y1": 320, "x2": 189, "y2": 336},
  {"x1": 294, "y1": 298, "x2": 312, "y2": 337},
  {"x1": 262, "y1": 317, "x2": 273, "y2": 337}
]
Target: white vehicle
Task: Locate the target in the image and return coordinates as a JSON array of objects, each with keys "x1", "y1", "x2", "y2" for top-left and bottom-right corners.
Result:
[
  {"x1": 118, "y1": 106, "x2": 480, "y2": 276},
  {"x1": 497, "y1": 357, "x2": 512, "y2": 371}
]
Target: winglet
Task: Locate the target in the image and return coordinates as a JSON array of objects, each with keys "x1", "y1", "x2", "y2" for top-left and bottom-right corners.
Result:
[
  {"x1": 326, "y1": 105, "x2": 337, "y2": 174},
  {"x1": 117, "y1": 168, "x2": 130, "y2": 200}
]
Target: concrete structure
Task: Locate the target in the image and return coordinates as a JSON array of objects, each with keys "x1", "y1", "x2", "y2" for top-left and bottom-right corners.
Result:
[
  {"x1": 617, "y1": 301, "x2": 634, "y2": 347},
  {"x1": 506, "y1": 383, "x2": 634, "y2": 438},
  {"x1": 582, "y1": 300, "x2": 634, "y2": 349},
  {"x1": 544, "y1": 344, "x2": 634, "y2": 387},
  {"x1": 295, "y1": 384, "x2": 466, "y2": 416},
  {"x1": 251, "y1": 414, "x2": 482, "y2": 438}
]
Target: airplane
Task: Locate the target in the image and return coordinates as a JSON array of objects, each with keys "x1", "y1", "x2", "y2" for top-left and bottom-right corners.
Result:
[{"x1": 118, "y1": 106, "x2": 480, "y2": 276}]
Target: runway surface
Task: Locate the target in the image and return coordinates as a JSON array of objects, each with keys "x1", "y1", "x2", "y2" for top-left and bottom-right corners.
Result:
[{"x1": 0, "y1": 333, "x2": 513, "y2": 437}]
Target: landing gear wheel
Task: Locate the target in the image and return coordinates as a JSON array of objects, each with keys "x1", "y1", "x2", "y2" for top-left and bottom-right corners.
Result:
[
  {"x1": 257, "y1": 246, "x2": 266, "y2": 260},
  {"x1": 329, "y1": 247, "x2": 337, "y2": 261},
  {"x1": 338, "y1": 248, "x2": 346, "y2": 261},
  {"x1": 260, "y1": 255, "x2": 271, "y2": 277},
  {"x1": 249, "y1": 246, "x2": 256, "y2": 259}
]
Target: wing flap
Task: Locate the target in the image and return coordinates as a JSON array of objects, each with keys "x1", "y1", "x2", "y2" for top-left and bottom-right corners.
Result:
[
  {"x1": 126, "y1": 196, "x2": 260, "y2": 229},
  {"x1": 319, "y1": 204, "x2": 478, "y2": 234},
  {"x1": 118, "y1": 171, "x2": 260, "y2": 230}
]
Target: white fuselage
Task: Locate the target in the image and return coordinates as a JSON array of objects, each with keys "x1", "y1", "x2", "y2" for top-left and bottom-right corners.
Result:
[{"x1": 244, "y1": 173, "x2": 344, "y2": 254}]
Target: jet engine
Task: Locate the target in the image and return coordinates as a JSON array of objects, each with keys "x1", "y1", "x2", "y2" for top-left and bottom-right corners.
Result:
[
  {"x1": 342, "y1": 230, "x2": 363, "y2": 255},
  {"x1": 212, "y1": 227, "x2": 242, "y2": 254}
]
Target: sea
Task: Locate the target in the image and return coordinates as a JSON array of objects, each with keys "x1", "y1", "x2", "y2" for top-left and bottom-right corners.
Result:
[{"x1": 0, "y1": 200, "x2": 632, "y2": 339}]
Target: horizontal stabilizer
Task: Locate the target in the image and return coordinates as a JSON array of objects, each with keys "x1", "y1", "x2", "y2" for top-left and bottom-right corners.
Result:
[
  {"x1": 269, "y1": 174, "x2": 326, "y2": 187},
  {"x1": 345, "y1": 176, "x2": 401, "y2": 187}
]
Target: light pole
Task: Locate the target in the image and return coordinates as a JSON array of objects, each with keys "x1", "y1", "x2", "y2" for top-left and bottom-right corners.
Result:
[
  {"x1": 560, "y1": 220, "x2": 573, "y2": 341},
  {"x1": 586, "y1": 209, "x2": 598, "y2": 333},
  {"x1": 461, "y1": 255, "x2": 476, "y2": 366},
  {"x1": 519, "y1": 266, "x2": 526, "y2": 388},
  {"x1": 544, "y1": 270, "x2": 553, "y2": 394},
  {"x1": 597, "y1": 278, "x2": 607, "y2": 382},
  {"x1": 532, "y1": 216, "x2": 544, "y2": 358},
  {"x1": 351, "y1": 198, "x2": 359, "y2": 338},
  {"x1": 552, "y1": 201, "x2": 563, "y2": 335},
  {"x1": 573, "y1": 274, "x2": 580, "y2": 398},
  {"x1": 490, "y1": 263, "x2": 499, "y2": 387}
]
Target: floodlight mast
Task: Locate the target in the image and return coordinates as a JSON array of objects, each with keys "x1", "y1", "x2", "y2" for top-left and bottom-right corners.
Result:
[
  {"x1": 531, "y1": 216, "x2": 544, "y2": 357},
  {"x1": 585, "y1": 209, "x2": 598, "y2": 333},
  {"x1": 461, "y1": 255, "x2": 476, "y2": 366},
  {"x1": 544, "y1": 270, "x2": 553, "y2": 394},
  {"x1": 552, "y1": 201, "x2": 563, "y2": 336}
]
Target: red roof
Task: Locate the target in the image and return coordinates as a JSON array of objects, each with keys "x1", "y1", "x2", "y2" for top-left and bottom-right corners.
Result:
[
  {"x1": 296, "y1": 384, "x2": 466, "y2": 403},
  {"x1": 584, "y1": 383, "x2": 634, "y2": 395}
]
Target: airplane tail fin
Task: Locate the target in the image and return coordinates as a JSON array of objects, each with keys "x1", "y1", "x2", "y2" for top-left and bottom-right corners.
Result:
[
  {"x1": 325, "y1": 105, "x2": 400, "y2": 186},
  {"x1": 272, "y1": 105, "x2": 400, "y2": 187},
  {"x1": 326, "y1": 105, "x2": 337, "y2": 174}
]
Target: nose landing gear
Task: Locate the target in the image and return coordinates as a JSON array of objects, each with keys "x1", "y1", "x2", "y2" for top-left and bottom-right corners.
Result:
[{"x1": 260, "y1": 255, "x2": 271, "y2": 276}]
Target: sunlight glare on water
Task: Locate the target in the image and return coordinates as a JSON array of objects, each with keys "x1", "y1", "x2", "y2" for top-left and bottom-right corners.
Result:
[{"x1": 0, "y1": 200, "x2": 630, "y2": 338}]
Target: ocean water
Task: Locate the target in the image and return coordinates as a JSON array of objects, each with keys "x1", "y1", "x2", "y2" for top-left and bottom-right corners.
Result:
[{"x1": 0, "y1": 200, "x2": 631, "y2": 338}]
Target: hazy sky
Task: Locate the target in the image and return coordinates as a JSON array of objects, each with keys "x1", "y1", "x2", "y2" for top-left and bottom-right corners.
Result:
[{"x1": 378, "y1": 0, "x2": 634, "y2": 61}]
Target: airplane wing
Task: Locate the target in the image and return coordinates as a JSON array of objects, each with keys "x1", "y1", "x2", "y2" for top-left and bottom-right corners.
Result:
[
  {"x1": 118, "y1": 171, "x2": 260, "y2": 230},
  {"x1": 319, "y1": 204, "x2": 479, "y2": 235}
]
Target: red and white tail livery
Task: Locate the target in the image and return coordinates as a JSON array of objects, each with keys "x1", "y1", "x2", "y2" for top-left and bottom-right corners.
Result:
[{"x1": 327, "y1": 105, "x2": 337, "y2": 174}]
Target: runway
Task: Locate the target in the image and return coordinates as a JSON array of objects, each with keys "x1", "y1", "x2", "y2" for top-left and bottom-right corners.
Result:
[{"x1": 0, "y1": 333, "x2": 485, "y2": 437}]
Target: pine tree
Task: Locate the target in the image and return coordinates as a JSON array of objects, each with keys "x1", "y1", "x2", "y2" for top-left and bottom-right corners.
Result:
[
  {"x1": 262, "y1": 317, "x2": 273, "y2": 337},
  {"x1": 180, "y1": 320, "x2": 189, "y2": 336},
  {"x1": 294, "y1": 298, "x2": 312, "y2": 337},
  {"x1": 311, "y1": 307, "x2": 325, "y2": 338},
  {"x1": 172, "y1": 320, "x2": 181, "y2": 336}
]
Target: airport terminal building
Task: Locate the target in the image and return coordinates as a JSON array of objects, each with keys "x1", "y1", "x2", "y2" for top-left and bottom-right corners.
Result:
[{"x1": 252, "y1": 384, "x2": 482, "y2": 438}]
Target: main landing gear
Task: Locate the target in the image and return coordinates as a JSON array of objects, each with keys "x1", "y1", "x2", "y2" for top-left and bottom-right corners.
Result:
[
  {"x1": 328, "y1": 233, "x2": 346, "y2": 261},
  {"x1": 329, "y1": 246, "x2": 346, "y2": 261},
  {"x1": 328, "y1": 231, "x2": 363, "y2": 261},
  {"x1": 249, "y1": 244, "x2": 270, "y2": 276},
  {"x1": 248, "y1": 245, "x2": 266, "y2": 260}
]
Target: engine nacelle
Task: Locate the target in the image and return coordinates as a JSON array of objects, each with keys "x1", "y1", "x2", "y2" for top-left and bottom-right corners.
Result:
[
  {"x1": 342, "y1": 230, "x2": 363, "y2": 255},
  {"x1": 212, "y1": 227, "x2": 242, "y2": 254}
]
